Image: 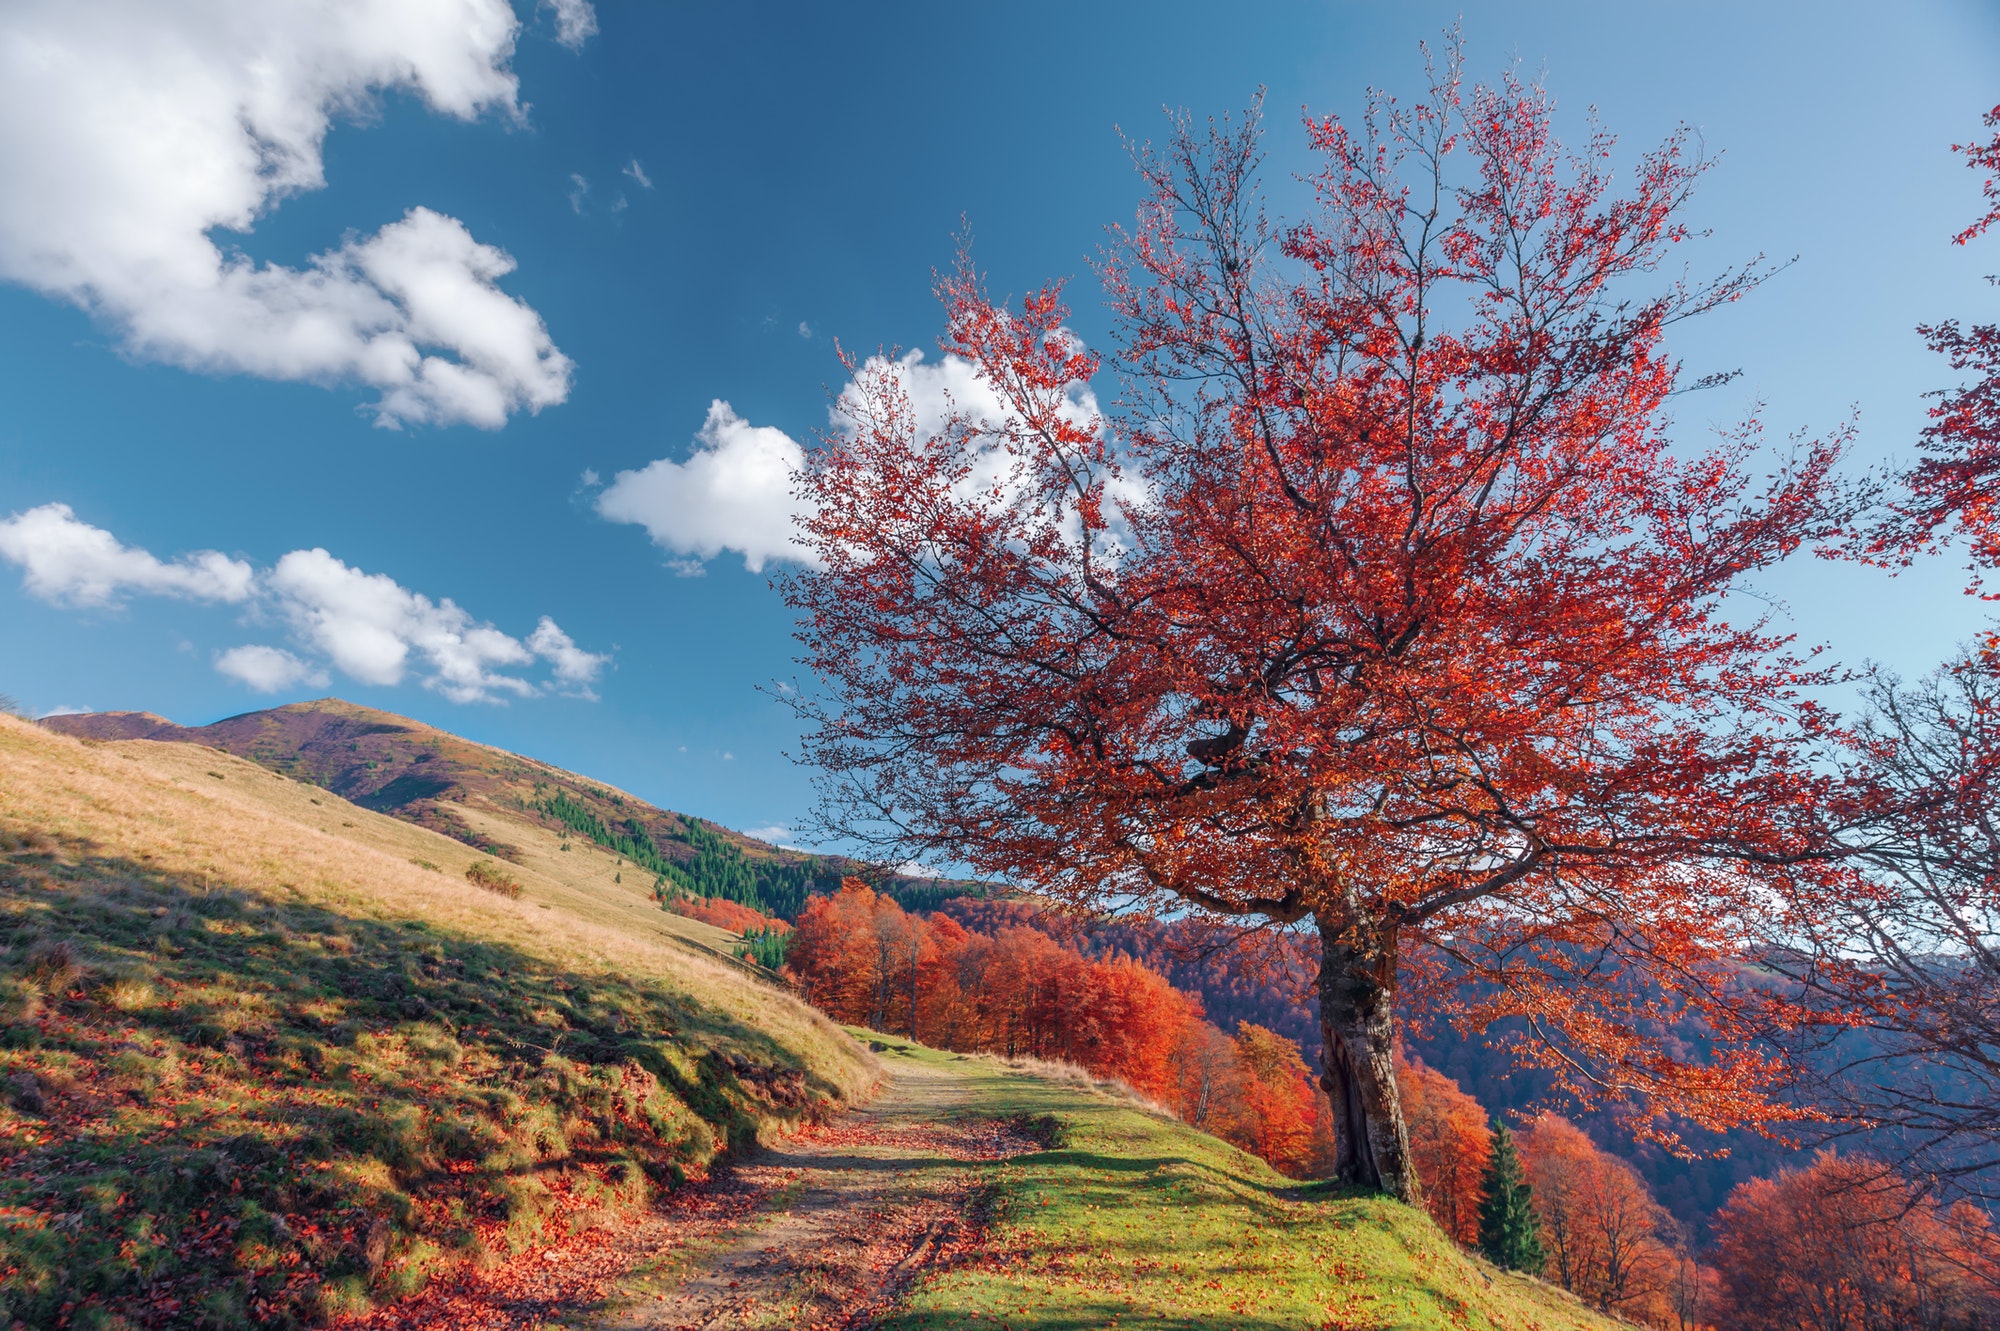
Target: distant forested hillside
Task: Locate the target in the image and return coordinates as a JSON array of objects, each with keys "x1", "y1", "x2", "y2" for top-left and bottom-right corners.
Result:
[{"x1": 536, "y1": 786, "x2": 828, "y2": 917}]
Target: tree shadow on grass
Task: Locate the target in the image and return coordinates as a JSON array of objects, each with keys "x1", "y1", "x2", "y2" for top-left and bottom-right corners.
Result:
[{"x1": 0, "y1": 839, "x2": 844, "y2": 1331}]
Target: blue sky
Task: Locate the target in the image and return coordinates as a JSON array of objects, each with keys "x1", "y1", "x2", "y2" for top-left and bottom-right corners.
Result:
[{"x1": 1, "y1": 0, "x2": 1996, "y2": 847}]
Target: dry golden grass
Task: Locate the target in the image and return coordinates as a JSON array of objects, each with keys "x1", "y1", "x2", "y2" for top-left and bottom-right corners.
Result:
[
  {"x1": 0, "y1": 714, "x2": 876, "y2": 1329},
  {"x1": 0, "y1": 717, "x2": 867, "y2": 1083}
]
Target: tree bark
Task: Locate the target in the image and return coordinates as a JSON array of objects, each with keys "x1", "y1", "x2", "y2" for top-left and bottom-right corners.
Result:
[{"x1": 1318, "y1": 919, "x2": 1419, "y2": 1203}]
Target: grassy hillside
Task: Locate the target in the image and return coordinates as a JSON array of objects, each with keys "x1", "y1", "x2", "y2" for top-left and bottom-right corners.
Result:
[
  {"x1": 0, "y1": 714, "x2": 876, "y2": 1329},
  {"x1": 866, "y1": 1040, "x2": 1626, "y2": 1331},
  {"x1": 40, "y1": 700, "x2": 983, "y2": 920}
]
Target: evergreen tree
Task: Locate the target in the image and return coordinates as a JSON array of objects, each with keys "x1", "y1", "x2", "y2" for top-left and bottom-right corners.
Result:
[{"x1": 1477, "y1": 1121, "x2": 1544, "y2": 1273}]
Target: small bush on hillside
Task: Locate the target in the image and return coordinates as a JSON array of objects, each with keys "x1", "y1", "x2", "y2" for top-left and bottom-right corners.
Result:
[{"x1": 464, "y1": 859, "x2": 522, "y2": 898}]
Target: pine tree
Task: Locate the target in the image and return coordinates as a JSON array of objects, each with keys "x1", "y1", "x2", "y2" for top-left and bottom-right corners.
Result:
[{"x1": 1477, "y1": 1121, "x2": 1544, "y2": 1273}]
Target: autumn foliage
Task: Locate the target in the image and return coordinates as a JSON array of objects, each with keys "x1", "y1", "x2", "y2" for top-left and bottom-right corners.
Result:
[
  {"x1": 789, "y1": 42, "x2": 1852, "y2": 1198},
  {"x1": 1397, "y1": 1052, "x2": 1492, "y2": 1246},
  {"x1": 1228, "y1": 1023, "x2": 1321, "y2": 1177},
  {"x1": 664, "y1": 893, "x2": 791, "y2": 936},
  {"x1": 1883, "y1": 103, "x2": 2000, "y2": 601},
  {"x1": 1711, "y1": 1152, "x2": 2000, "y2": 1331},
  {"x1": 1518, "y1": 1114, "x2": 1689, "y2": 1323},
  {"x1": 784, "y1": 880, "x2": 1325, "y2": 1173}
]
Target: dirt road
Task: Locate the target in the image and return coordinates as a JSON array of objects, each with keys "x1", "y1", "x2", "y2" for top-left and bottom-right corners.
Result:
[
  {"x1": 340, "y1": 1051, "x2": 1033, "y2": 1331},
  {"x1": 601, "y1": 1051, "x2": 1033, "y2": 1330}
]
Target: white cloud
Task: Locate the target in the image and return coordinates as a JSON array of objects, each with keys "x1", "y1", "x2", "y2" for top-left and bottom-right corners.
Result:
[
  {"x1": 267, "y1": 549, "x2": 609, "y2": 703},
  {"x1": 215, "y1": 644, "x2": 327, "y2": 693},
  {"x1": 797, "y1": 321, "x2": 813, "y2": 339},
  {"x1": 37, "y1": 704, "x2": 91, "y2": 719},
  {"x1": 0, "y1": 502, "x2": 607, "y2": 703},
  {"x1": 545, "y1": 0, "x2": 598, "y2": 50},
  {"x1": 835, "y1": 347, "x2": 1142, "y2": 560},
  {"x1": 526, "y1": 616, "x2": 606, "y2": 697},
  {"x1": 743, "y1": 825, "x2": 790, "y2": 843},
  {"x1": 0, "y1": 0, "x2": 580, "y2": 428},
  {"x1": 598, "y1": 347, "x2": 1128, "y2": 574},
  {"x1": 567, "y1": 173, "x2": 589, "y2": 214},
  {"x1": 623, "y1": 159, "x2": 653, "y2": 189},
  {"x1": 0, "y1": 503, "x2": 253, "y2": 607},
  {"x1": 262, "y1": 550, "x2": 608, "y2": 701},
  {"x1": 597, "y1": 400, "x2": 809, "y2": 573}
]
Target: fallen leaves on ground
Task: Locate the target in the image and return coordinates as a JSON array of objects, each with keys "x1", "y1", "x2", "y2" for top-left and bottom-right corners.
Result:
[{"x1": 330, "y1": 1109, "x2": 1037, "y2": 1330}]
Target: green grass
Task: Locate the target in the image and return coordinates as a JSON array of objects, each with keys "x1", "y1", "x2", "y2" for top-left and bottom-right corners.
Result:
[
  {"x1": 0, "y1": 717, "x2": 873, "y2": 1330},
  {"x1": 865, "y1": 1039, "x2": 1623, "y2": 1331}
]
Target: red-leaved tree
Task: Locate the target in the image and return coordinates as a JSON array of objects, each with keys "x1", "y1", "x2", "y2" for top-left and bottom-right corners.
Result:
[
  {"x1": 1397, "y1": 1051, "x2": 1492, "y2": 1246},
  {"x1": 788, "y1": 50, "x2": 1849, "y2": 1198},
  {"x1": 1711, "y1": 1151, "x2": 2000, "y2": 1331},
  {"x1": 1788, "y1": 106, "x2": 2000, "y2": 1203},
  {"x1": 1518, "y1": 1114, "x2": 1680, "y2": 1319},
  {"x1": 1883, "y1": 104, "x2": 2000, "y2": 607}
]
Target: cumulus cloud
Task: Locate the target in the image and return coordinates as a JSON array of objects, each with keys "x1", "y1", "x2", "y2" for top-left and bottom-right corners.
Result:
[
  {"x1": 0, "y1": 0, "x2": 581, "y2": 428},
  {"x1": 0, "y1": 503, "x2": 606, "y2": 703},
  {"x1": 215, "y1": 644, "x2": 327, "y2": 693},
  {"x1": 598, "y1": 348, "x2": 1131, "y2": 574},
  {"x1": 267, "y1": 549, "x2": 607, "y2": 702},
  {"x1": 834, "y1": 348, "x2": 1110, "y2": 500},
  {"x1": 597, "y1": 401, "x2": 809, "y2": 573},
  {"x1": 0, "y1": 503, "x2": 253, "y2": 607}
]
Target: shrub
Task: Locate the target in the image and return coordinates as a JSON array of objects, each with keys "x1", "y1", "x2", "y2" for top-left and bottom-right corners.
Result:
[{"x1": 464, "y1": 860, "x2": 522, "y2": 899}]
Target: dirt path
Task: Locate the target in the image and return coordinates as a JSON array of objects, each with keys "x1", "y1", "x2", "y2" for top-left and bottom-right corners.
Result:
[
  {"x1": 600, "y1": 1054, "x2": 1032, "y2": 1330},
  {"x1": 340, "y1": 1053, "x2": 1033, "y2": 1331}
]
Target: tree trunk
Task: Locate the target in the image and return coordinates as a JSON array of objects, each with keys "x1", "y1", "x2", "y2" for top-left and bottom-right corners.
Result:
[{"x1": 1317, "y1": 919, "x2": 1419, "y2": 1203}]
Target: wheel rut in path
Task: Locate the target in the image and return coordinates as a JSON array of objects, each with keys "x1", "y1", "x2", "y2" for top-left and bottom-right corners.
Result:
[{"x1": 337, "y1": 1055, "x2": 1035, "y2": 1331}]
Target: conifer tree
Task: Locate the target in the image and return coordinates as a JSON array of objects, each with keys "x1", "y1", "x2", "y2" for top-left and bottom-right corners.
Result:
[{"x1": 1478, "y1": 1122, "x2": 1544, "y2": 1273}]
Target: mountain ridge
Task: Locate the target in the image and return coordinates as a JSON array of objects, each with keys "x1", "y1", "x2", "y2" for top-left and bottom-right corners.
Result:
[{"x1": 40, "y1": 698, "x2": 835, "y2": 915}]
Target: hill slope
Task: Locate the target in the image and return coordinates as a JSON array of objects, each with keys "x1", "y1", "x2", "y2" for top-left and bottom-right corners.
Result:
[
  {"x1": 0, "y1": 713, "x2": 875, "y2": 1328},
  {"x1": 41, "y1": 700, "x2": 839, "y2": 918},
  {"x1": 871, "y1": 1041, "x2": 1628, "y2": 1331}
]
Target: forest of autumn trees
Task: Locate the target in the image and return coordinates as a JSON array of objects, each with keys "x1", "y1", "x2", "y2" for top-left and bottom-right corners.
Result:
[
  {"x1": 776, "y1": 881, "x2": 2000, "y2": 1326},
  {"x1": 775, "y1": 878, "x2": 2000, "y2": 1327},
  {"x1": 1712, "y1": 1153, "x2": 1999, "y2": 1331},
  {"x1": 784, "y1": 879, "x2": 1325, "y2": 1174}
]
